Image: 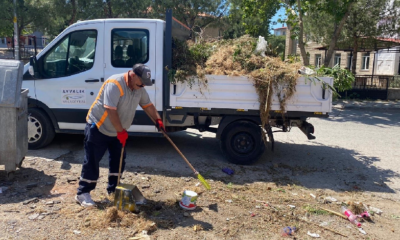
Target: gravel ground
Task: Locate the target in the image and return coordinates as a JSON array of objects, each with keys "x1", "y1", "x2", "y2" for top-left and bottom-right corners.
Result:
[{"x1": 1, "y1": 108, "x2": 400, "y2": 239}]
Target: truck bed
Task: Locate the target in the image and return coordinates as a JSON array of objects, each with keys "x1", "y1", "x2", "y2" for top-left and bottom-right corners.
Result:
[{"x1": 169, "y1": 75, "x2": 333, "y2": 114}]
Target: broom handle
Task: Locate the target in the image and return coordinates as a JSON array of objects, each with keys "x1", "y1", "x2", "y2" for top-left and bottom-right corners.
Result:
[
  {"x1": 117, "y1": 147, "x2": 124, "y2": 185},
  {"x1": 146, "y1": 113, "x2": 198, "y2": 174}
]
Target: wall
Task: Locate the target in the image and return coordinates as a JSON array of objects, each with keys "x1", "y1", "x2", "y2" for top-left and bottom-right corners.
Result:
[{"x1": 388, "y1": 89, "x2": 400, "y2": 100}]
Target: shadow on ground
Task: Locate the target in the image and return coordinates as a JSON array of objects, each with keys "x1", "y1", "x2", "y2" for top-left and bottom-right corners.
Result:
[{"x1": 328, "y1": 108, "x2": 400, "y2": 127}]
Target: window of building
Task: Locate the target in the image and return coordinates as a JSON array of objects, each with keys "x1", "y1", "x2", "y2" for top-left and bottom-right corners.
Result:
[
  {"x1": 347, "y1": 54, "x2": 353, "y2": 70},
  {"x1": 43, "y1": 30, "x2": 97, "y2": 78},
  {"x1": 334, "y1": 54, "x2": 341, "y2": 67},
  {"x1": 282, "y1": 31, "x2": 286, "y2": 36},
  {"x1": 111, "y1": 29, "x2": 149, "y2": 68},
  {"x1": 1, "y1": 38, "x2": 5, "y2": 44},
  {"x1": 362, "y1": 53, "x2": 370, "y2": 70},
  {"x1": 315, "y1": 54, "x2": 322, "y2": 68}
]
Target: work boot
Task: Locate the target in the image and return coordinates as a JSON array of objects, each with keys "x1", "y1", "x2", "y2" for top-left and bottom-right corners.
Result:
[{"x1": 75, "y1": 193, "x2": 96, "y2": 207}]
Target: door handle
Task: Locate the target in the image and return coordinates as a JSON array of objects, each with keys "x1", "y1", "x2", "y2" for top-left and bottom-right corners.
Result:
[{"x1": 85, "y1": 79, "x2": 100, "y2": 82}]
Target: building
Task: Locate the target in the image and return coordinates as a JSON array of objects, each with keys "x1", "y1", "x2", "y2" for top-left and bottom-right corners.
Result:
[
  {"x1": 285, "y1": 26, "x2": 400, "y2": 75},
  {"x1": 273, "y1": 25, "x2": 287, "y2": 36}
]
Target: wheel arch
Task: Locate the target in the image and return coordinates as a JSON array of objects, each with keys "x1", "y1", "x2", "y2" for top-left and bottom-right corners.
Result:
[
  {"x1": 28, "y1": 98, "x2": 60, "y2": 131},
  {"x1": 216, "y1": 116, "x2": 261, "y2": 139}
]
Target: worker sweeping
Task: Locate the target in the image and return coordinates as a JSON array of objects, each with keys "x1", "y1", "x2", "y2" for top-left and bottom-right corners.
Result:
[{"x1": 75, "y1": 63, "x2": 165, "y2": 207}]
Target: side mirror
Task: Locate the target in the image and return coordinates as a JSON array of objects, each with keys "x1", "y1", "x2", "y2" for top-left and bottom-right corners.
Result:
[{"x1": 29, "y1": 56, "x2": 39, "y2": 78}]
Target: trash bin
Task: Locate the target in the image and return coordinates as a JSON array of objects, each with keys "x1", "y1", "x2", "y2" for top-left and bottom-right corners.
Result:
[{"x1": 0, "y1": 59, "x2": 28, "y2": 178}]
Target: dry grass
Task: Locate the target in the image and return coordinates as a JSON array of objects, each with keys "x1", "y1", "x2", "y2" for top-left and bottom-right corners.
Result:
[{"x1": 172, "y1": 36, "x2": 302, "y2": 141}]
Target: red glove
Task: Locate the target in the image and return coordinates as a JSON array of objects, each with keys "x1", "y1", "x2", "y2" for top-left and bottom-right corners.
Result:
[
  {"x1": 155, "y1": 119, "x2": 166, "y2": 132},
  {"x1": 117, "y1": 129, "x2": 128, "y2": 147}
]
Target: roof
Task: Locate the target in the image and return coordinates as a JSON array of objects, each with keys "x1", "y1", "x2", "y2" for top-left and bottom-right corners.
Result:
[
  {"x1": 315, "y1": 37, "x2": 400, "y2": 52},
  {"x1": 274, "y1": 27, "x2": 287, "y2": 30}
]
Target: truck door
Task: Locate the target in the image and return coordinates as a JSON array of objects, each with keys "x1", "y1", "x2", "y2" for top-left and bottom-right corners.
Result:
[
  {"x1": 104, "y1": 21, "x2": 157, "y2": 133},
  {"x1": 34, "y1": 22, "x2": 105, "y2": 130}
]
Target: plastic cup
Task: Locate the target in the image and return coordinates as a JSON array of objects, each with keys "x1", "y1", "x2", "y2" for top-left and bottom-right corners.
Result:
[{"x1": 179, "y1": 190, "x2": 198, "y2": 210}]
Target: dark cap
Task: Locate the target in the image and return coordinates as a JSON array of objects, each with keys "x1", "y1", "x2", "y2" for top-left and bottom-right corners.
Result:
[{"x1": 132, "y1": 63, "x2": 152, "y2": 86}]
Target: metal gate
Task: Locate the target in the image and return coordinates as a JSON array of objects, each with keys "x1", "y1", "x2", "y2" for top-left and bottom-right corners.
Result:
[{"x1": 340, "y1": 75, "x2": 393, "y2": 100}]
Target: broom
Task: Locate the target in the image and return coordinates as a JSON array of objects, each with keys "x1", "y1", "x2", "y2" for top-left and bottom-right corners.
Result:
[{"x1": 146, "y1": 113, "x2": 211, "y2": 190}]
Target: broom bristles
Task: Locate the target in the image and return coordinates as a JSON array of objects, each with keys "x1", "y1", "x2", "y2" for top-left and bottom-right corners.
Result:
[{"x1": 197, "y1": 174, "x2": 211, "y2": 190}]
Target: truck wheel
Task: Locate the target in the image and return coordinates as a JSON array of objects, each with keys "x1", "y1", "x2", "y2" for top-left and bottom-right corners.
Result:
[
  {"x1": 220, "y1": 121, "x2": 265, "y2": 165},
  {"x1": 28, "y1": 108, "x2": 55, "y2": 150}
]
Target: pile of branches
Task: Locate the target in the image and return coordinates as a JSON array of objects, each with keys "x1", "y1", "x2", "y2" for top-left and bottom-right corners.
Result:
[{"x1": 170, "y1": 36, "x2": 301, "y2": 140}]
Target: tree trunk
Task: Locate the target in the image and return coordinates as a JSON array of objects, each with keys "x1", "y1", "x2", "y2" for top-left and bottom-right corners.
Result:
[
  {"x1": 351, "y1": 36, "x2": 358, "y2": 74},
  {"x1": 323, "y1": 1, "x2": 355, "y2": 66},
  {"x1": 105, "y1": 0, "x2": 113, "y2": 18},
  {"x1": 297, "y1": 0, "x2": 309, "y2": 66},
  {"x1": 68, "y1": 0, "x2": 77, "y2": 25}
]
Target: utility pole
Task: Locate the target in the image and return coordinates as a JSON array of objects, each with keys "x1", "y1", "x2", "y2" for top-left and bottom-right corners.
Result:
[{"x1": 13, "y1": 0, "x2": 20, "y2": 60}]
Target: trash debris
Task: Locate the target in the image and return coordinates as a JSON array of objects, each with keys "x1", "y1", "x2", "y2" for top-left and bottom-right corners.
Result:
[
  {"x1": 368, "y1": 206, "x2": 383, "y2": 215},
  {"x1": 195, "y1": 183, "x2": 200, "y2": 187},
  {"x1": 250, "y1": 213, "x2": 256, "y2": 217},
  {"x1": 73, "y1": 230, "x2": 81, "y2": 234},
  {"x1": 341, "y1": 206, "x2": 361, "y2": 227},
  {"x1": 28, "y1": 213, "x2": 40, "y2": 220},
  {"x1": 193, "y1": 224, "x2": 203, "y2": 232},
  {"x1": 358, "y1": 228, "x2": 367, "y2": 235},
  {"x1": 288, "y1": 205, "x2": 296, "y2": 209},
  {"x1": 225, "y1": 199, "x2": 233, "y2": 203},
  {"x1": 310, "y1": 193, "x2": 316, "y2": 199},
  {"x1": 23, "y1": 198, "x2": 39, "y2": 205},
  {"x1": 256, "y1": 205, "x2": 261, "y2": 209},
  {"x1": 281, "y1": 226, "x2": 296, "y2": 236},
  {"x1": 254, "y1": 36, "x2": 268, "y2": 57},
  {"x1": 324, "y1": 196, "x2": 337, "y2": 203},
  {"x1": 222, "y1": 167, "x2": 234, "y2": 175},
  {"x1": 307, "y1": 231, "x2": 320, "y2": 238},
  {"x1": 319, "y1": 222, "x2": 329, "y2": 227}
]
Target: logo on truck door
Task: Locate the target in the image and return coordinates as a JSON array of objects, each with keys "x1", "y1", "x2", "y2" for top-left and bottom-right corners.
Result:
[{"x1": 62, "y1": 88, "x2": 86, "y2": 104}]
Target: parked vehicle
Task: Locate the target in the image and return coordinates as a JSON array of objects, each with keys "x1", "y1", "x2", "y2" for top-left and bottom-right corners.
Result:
[{"x1": 23, "y1": 10, "x2": 332, "y2": 164}]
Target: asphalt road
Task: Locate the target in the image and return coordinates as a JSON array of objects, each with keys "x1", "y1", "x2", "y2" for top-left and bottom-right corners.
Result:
[{"x1": 26, "y1": 108, "x2": 400, "y2": 200}]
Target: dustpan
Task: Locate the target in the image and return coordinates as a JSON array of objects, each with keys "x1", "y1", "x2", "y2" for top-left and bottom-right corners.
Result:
[{"x1": 113, "y1": 148, "x2": 146, "y2": 212}]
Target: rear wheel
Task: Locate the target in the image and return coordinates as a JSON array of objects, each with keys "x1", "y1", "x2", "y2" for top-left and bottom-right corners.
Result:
[
  {"x1": 28, "y1": 108, "x2": 55, "y2": 150},
  {"x1": 220, "y1": 121, "x2": 265, "y2": 165}
]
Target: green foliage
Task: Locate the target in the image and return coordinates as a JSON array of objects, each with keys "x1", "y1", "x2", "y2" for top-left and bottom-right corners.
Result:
[
  {"x1": 240, "y1": 0, "x2": 280, "y2": 37},
  {"x1": 306, "y1": 65, "x2": 355, "y2": 98},
  {"x1": 303, "y1": 205, "x2": 329, "y2": 215},
  {"x1": 267, "y1": 35, "x2": 286, "y2": 58}
]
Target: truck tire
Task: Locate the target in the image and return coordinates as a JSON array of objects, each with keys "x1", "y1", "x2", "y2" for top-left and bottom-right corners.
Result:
[
  {"x1": 220, "y1": 121, "x2": 265, "y2": 165},
  {"x1": 28, "y1": 108, "x2": 55, "y2": 150}
]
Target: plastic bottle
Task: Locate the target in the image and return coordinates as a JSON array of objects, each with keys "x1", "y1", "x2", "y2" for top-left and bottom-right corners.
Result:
[
  {"x1": 281, "y1": 226, "x2": 296, "y2": 237},
  {"x1": 341, "y1": 206, "x2": 361, "y2": 227}
]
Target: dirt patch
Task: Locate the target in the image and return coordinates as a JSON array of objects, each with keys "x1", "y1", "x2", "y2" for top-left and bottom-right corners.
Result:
[{"x1": 1, "y1": 155, "x2": 400, "y2": 239}]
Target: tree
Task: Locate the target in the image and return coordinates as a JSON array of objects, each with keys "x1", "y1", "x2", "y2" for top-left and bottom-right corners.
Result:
[
  {"x1": 240, "y1": 0, "x2": 280, "y2": 38},
  {"x1": 343, "y1": 0, "x2": 399, "y2": 74},
  {"x1": 151, "y1": 0, "x2": 228, "y2": 38},
  {"x1": 267, "y1": 35, "x2": 286, "y2": 59},
  {"x1": 283, "y1": 0, "x2": 356, "y2": 66},
  {"x1": 304, "y1": 0, "x2": 400, "y2": 73}
]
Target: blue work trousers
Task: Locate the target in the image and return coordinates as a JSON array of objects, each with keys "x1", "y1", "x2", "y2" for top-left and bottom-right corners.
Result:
[{"x1": 77, "y1": 123, "x2": 126, "y2": 195}]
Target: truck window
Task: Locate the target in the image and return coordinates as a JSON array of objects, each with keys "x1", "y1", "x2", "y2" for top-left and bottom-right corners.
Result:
[
  {"x1": 111, "y1": 29, "x2": 149, "y2": 68},
  {"x1": 42, "y1": 30, "x2": 97, "y2": 78}
]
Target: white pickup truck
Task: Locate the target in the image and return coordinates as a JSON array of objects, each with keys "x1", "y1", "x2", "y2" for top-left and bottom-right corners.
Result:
[{"x1": 23, "y1": 10, "x2": 332, "y2": 164}]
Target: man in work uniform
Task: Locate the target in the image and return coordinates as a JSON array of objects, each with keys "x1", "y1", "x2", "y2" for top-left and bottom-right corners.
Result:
[{"x1": 75, "y1": 63, "x2": 165, "y2": 207}]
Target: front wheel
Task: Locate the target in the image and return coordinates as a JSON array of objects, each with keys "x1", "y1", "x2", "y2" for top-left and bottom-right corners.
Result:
[
  {"x1": 28, "y1": 108, "x2": 55, "y2": 150},
  {"x1": 220, "y1": 121, "x2": 265, "y2": 165}
]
